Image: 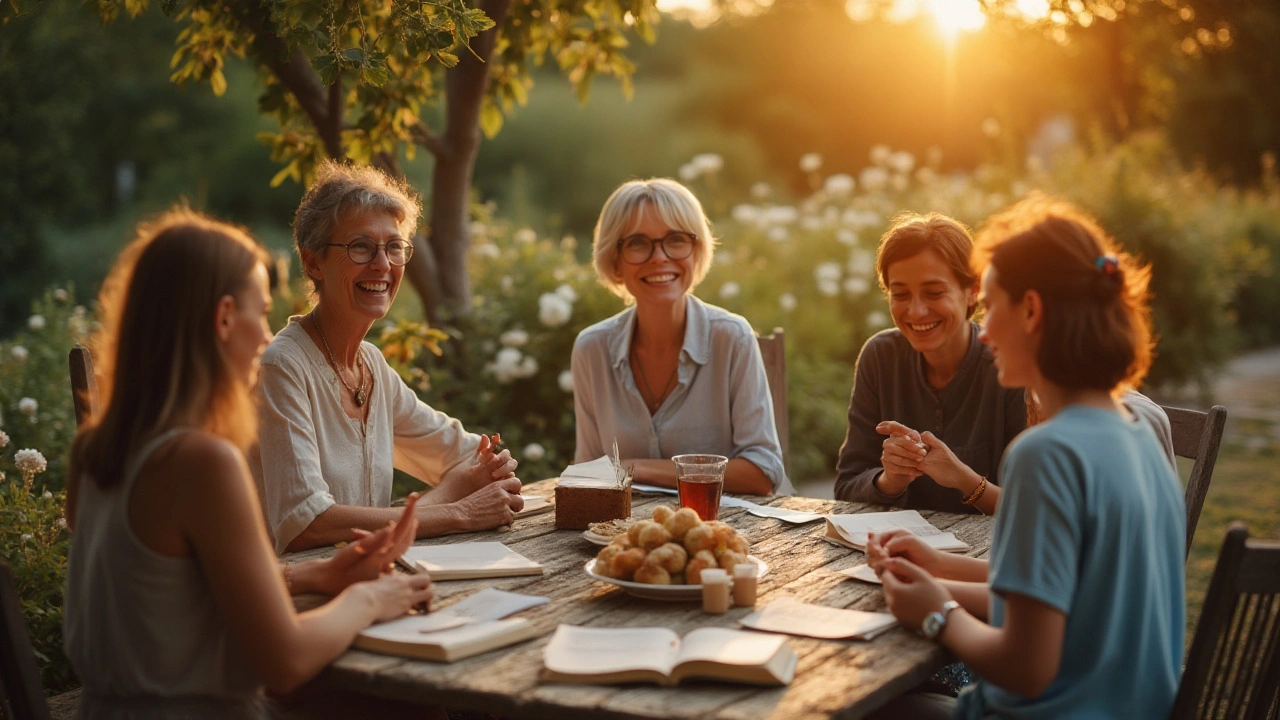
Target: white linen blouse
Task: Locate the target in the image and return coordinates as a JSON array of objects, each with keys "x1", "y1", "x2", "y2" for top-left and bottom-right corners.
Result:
[{"x1": 248, "y1": 319, "x2": 480, "y2": 553}]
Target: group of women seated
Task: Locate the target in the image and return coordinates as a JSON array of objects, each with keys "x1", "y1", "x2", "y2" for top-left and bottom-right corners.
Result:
[{"x1": 62, "y1": 161, "x2": 1186, "y2": 719}]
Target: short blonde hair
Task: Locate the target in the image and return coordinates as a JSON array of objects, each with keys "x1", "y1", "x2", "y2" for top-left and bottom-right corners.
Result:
[{"x1": 592, "y1": 178, "x2": 716, "y2": 302}]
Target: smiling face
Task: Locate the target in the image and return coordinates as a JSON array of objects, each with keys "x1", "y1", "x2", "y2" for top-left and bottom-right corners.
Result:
[
  {"x1": 977, "y1": 265, "x2": 1039, "y2": 388},
  {"x1": 885, "y1": 249, "x2": 976, "y2": 360},
  {"x1": 614, "y1": 205, "x2": 698, "y2": 307},
  {"x1": 219, "y1": 263, "x2": 273, "y2": 387},
  {"x1": 306, "y1": 209, "x2": 405, "y2": 323}
]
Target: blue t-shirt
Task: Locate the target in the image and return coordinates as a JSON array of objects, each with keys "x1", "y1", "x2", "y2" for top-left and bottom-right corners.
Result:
[{"x1": 956, "y1": 405, "x2": 1185, "y2": 719}]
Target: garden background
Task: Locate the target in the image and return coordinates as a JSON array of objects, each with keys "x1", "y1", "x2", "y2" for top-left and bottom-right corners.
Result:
[{"x1": 3, "y1": 0, "x2": 1280, "y2": 695}]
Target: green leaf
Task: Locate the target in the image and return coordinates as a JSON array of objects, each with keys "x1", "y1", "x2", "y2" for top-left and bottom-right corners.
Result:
[
  {"x1": 159, "y1": 0, "x2": 184, "y2": 16},
  {"x1": 436, "y1": 50, "x2": 459, "y2": 68},
  {"x1": 478, "y1": 98, "x2": 503, "y2": 138},
  {"x1": 209, "y1": 67, "x2": 227, "y2": 96},
  {"x1": 314, "y1": 54, "x2": 340, "y2": 86},
  {"x1": 342, "y1": 47, "x2": 366, "y2": 65}
]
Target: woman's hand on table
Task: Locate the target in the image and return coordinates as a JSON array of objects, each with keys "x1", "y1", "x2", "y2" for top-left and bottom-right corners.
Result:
[
  {"x1": 354, "y1": 572, "x2": 436, "y2": 623},
  {"x1": 875, "y1": 421, "x2": 925, "y2": 493},
  {"x1": 867, "y1": 529, "x2": 947, "y2": 578},
  {"x1": 434, "y1": 434, "x2": 519, "y2": 503},
  {"x1": 879, "y1": 557, "x2": 952, "y2": 632},
  {"x1": 440, "y1": 476, "x2": 524, "y2": 532},
  {"x1": 300, "y1": 494, "x2": 421, "y2": 596}
]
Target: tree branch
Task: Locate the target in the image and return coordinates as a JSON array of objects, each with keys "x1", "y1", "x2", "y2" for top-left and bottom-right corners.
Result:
[
  {"x1": 409, "y1": 121, "x2": 448, "y2": 158},
  {"x1": 230, "y1": 0, "x2": 345, "y2": 159}
]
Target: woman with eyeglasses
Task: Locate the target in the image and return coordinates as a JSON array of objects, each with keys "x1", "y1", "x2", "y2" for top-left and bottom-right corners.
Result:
[
  {"x1": 249, "y1": 162, "x2": 523, "y2": 554},
  {"x1": 571, "y1": 178, "x2": 792, "y2": 495}
]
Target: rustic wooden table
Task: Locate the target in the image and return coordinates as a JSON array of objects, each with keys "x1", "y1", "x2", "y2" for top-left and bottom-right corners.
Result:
[{"x1": 288, "y1": 478, "x2": 994, "y2": 720}]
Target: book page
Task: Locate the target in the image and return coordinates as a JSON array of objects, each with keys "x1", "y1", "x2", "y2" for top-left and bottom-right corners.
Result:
[
  {"x1": 543, "y1": 625, "x2": 680, "y2": 676},
  {"x1": 824, "y1": 511, "x2": 968, "y2": 551},
  {"x1": 403, "y1": 542, "x2": 541, "y2": 575},
  {"x1": 559, "y1": 456, "x2": 617, "y2": 488},
  {"x1": 675, "y1": 627, "x2": 788, "y2": 667},
  {"x1": 739, "y1": 597, "x2": 897, "y2": 640},
  {"x1": 416, "y1": 588, "x2": 548, "y2": 633}
]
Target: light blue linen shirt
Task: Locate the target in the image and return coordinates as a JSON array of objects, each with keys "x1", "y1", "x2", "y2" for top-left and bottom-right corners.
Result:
[
  {"x1": 571, "y1": 295, "x2": 793, "y2": 495},
  {"x1": 957, "y1": 405, "x2": 1185, "y2": 719}
]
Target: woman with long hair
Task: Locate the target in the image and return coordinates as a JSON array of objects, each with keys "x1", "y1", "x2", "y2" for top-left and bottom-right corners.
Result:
[
  {"x1": 64, "y1": 210, "x2": 433, "y2": 718},
  {"x1": 868, "y1": 197, "x2": 1185, "y2": 719}
]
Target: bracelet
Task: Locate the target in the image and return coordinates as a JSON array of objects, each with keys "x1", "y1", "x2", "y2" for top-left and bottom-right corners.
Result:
[
  {"x1": 283, "y1": 563, "x2": 294, "y2": 593},
  {"x1": 961, "y1": 476, "x2": 988, "y2": 507}
]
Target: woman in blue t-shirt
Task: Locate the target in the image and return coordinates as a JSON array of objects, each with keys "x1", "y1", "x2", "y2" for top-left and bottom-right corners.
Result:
[{"x1": 867, "y1": 196, "x2": 1186, "y2": 719}]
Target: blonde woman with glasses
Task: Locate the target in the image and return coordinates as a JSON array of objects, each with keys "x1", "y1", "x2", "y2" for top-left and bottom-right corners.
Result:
[{"x1": 571, "y1": 178, "x2": 792, "y2": 495}]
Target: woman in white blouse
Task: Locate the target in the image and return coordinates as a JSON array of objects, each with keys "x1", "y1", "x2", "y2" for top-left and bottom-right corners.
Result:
[
  {"x1": 571, "y1": 178, "x2": 792, "y2": 495},
  {"x1": 250, "y1": 162, "x2": 523, "y2": 553}
]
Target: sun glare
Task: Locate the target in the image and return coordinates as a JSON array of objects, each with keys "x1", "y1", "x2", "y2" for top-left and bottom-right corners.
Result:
[
  {"x1": 1015, "y1": 0, "x2": 1052, "y2": 21},
  {"x1": 927, "y1": 0, "x2": 987, "y2": 39}
]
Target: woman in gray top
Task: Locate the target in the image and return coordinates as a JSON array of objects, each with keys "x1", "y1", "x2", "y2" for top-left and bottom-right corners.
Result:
[
  {"x1": 836, "y1": 213, "x2": 1026, "y2": 514},
  {"x1": 572, "y1": 179, "x2": 791, "y2": 495}
]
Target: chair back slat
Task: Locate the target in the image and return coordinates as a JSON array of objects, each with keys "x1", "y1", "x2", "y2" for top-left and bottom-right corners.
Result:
[
  {"x1": 1172, "y1": 524, "x2": 1280, "y2": 720},
  {"x1": 68, "y1": 344, "x2": 98, "y2": 428},
  {"x1": 756, "y1": 328, "x2": 789, "y2": 479},
  {"x1": 1159, "y1": 404, "x2": 1227, "y2": 558},
  {"x1": 0, "y1": 560, "x2": 52, "y2": 720}
]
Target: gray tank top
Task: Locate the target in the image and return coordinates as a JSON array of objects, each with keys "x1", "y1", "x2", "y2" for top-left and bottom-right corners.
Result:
[{"x1": 64, "y1": 429, "x2": 265, "y2": 720}]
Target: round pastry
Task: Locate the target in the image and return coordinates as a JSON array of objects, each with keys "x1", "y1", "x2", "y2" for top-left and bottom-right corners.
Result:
[
  {"x1": 609, "y1": 547, "x2": 647, "y2": 580},
  {"x1": 633, "y1": 562, "x2": 672, "y2": 585},
  {"x1": 646, "y1": 542, "x2": 689, "y2": 573},
  {"x1": 651, "y1": 505, "x2": 675, "y2": 524},
  {"x1": 684, "y1": 549, "x2": 719, "y2": 584},
  {"x1": 663, "y1": 507, "x2": 701, "y2": 541},
  {"x1": 681, "y1": 523, "x2": 717, "y2": 555},
  {"x1": 635, "y1": 522, "x2": 673, "y2": 550}
]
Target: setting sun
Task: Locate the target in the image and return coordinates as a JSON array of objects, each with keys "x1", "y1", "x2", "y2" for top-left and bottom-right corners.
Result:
[{"x1": 927, "y1": 0, "x2": 986, "y2": 39}]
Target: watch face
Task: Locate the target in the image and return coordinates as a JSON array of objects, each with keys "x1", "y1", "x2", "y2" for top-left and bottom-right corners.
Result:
[{"x1": 922, "y1": 611, "x2": 944, "y2": 640}]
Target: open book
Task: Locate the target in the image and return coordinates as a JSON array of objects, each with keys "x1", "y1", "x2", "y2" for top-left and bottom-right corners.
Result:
[
  {"x1": 740, "y1": 597, "x2": 897, "y2": 641},
  {"x1": 542, "y1": 625, "x2": 796, "y2": 686},
  {"x1": 354, "y1": 588, "x2": 548, "y2": 662},
  {"x1": 401, "y1": 542, "x2": 543, "y2": 580},
  {"x1": 822, "y1": 510, "x2": 968, "y2": 553}
]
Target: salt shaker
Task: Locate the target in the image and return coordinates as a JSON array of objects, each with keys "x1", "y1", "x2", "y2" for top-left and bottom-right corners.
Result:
[
  {"x1": 732, "y1": 563, "x2": 759, "y2": 606},
  {"x1": 701, "y1": 569, "x2": 730, "y2": 614}
]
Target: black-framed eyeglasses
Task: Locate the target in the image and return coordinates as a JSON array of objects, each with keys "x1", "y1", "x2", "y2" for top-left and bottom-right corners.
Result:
[
  {"x1": 327, "y1": 238, "x2": 414, "y2": 266},
  {"x1": 616, "y1": 231, "x2": 697, "y2": 265}
]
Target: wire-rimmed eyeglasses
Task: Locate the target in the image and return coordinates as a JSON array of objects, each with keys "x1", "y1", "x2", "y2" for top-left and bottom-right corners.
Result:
[
  {"x1": 616, "y1": 231, "x2": 697, "y2": 265},
  {"x1": 327, "y1": 238, "x2": 415, "y2": 266}
]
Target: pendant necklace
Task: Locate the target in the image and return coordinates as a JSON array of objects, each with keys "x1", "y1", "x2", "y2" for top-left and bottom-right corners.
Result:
[
  {"x1": 313, "y1": 313, "x2": 369, "y2": 407},
  {"x1": 632, "y1": 344, "x2": 679, "y2": 414}
]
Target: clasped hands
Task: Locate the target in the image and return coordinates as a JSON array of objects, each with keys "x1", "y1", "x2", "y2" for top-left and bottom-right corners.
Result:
[
  {"x1": 866, "y1": 529, "x2": 953, "y2": 633},
  {"x1": 874, "y1": 421, "x2": 966, "y2": 495}
]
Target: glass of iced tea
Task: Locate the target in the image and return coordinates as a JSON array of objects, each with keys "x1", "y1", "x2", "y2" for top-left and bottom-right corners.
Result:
[{"x1": 672, "y1": 454, "x2": 728, "y2": 521}]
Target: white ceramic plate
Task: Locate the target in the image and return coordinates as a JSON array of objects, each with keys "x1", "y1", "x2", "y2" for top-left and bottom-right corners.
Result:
[
  {"x1": 580, "y1": 519, "x2": 637, "y2": 546},
  {"x1": 584, "y1": 556, "x2": 769, "y2": 601}
]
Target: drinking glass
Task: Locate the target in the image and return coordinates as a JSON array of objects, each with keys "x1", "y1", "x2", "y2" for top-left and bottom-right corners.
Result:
[{"x1": 671, "y1": 454, "x2": 728, "y2": 521}]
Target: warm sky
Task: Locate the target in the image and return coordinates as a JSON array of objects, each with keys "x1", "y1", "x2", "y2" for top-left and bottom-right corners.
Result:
[{"x1": 657, "y1": 0, "x2": 1053, "y2": 34}]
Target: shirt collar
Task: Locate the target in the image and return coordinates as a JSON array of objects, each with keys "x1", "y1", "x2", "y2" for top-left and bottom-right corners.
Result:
[{"x1": 607, "y1": 295, "x2": 711, "y2": 368}]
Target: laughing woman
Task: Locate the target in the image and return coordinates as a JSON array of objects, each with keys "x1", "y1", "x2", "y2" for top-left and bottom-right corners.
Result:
[
  {"x1": 250, "y1": 162, "x2": 523, "y2": 553},
  {"x1": 571, "y1": 178, "x2": 792, "y2": 495}
]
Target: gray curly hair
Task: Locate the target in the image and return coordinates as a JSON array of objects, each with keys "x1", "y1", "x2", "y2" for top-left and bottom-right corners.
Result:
[{"x1": 293, "y1": 161, "x2": 422, "y2": 289}]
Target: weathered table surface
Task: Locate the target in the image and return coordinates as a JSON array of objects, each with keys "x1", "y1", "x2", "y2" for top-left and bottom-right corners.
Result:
[{"x1": 288, "y1": 479, "x2": 993, "y2": 720}]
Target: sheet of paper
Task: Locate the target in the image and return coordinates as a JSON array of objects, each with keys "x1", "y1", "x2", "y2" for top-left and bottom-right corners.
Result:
[
  {"x1": 403, "y1": 542, "x2": 541, "y2": 574},
  {"x1": 677, "y1": 627, "x2": 788, "y2": 667},
  {"x1": 560, "y1": 456, "x2": 618, "y2": 488},
  {"x1": 630, "y1": 483, "x2": 679, "y2": 496},
  {"x1": 837, "y1": 564, "x2": 882, "y2": 585},
  {"x1": 419, "y1": 588, "x2": 548, "y2": 634},
  {"x1": 543, "y1": 625, "x2": 679, "y2": 676},
  {"x1": 516, "y1": 494, "x2": 552, "y2": 517},
  {"x1": 740, "y1": 596, "x2": 897, "y2": 640},
  {"x1": 824, "y1": 511, "x2": 968, "y2": 552},
  {"x1": 742, "y1": 504, "x2": 825, "y2": 524}
]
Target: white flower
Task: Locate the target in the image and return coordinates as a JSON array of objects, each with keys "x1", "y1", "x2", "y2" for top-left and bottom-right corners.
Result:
[
  {"x1": 519, "y1": 355, "x2": 538, "y2": 378},
  {"x1": 0, "y1": 430, "x2": 8, "y2": 448},
  {"x1": 837, "y1": 229, "x2": 858, "y2": 246},
  {"x1": 538, "y1": 293, "x2": 573, "y2": 327},
  {"x1": 719, "y1": 281, "x2": 741, "y2": 299},
  {"x1": 844, "y1": 277, "x2": 871, "y2": 296},
  {"x1": 558, "y1": 370, "x2": 574, "y2": 393},
  {"x1": 14, "y1": 448, "x2": 47, "y2": 475},
  {"x1": 56, "y1": 517, "x2": 68, "y2": 530},
  {"x1": 866, "y1": 310, "x2": 890, "y2": 328},
  {"x1": 18, "y1": 398, "x2": 38, "y2": 417},
  {"x1": 982, "y1": 117, "x2": 1001, "y2": 138},
  {"x1": 891, "y1": 174, "x2": 910, "y2": 192},
  {"x1": 889, "y1": 151, "x2": 916, "y2": 175},
  {"x1": 824, "y1": 173, "x2": 855, "y2": 198},
  {"x1": 800, "y1": 216, "x2": 823, "y2": 232},
  {"x1": 27, "y1": 315, "x2": 45, "y2": 331},
  {"x1": 522, "y1": 443, "x2": 546, "y2": 461},
  {"x1": 779, "y1": 293, "x2": 798, "y2": 312},
  {"x1": 514, "y1": 228, "x2": 537, "y2": 244},
  {"x1": 767, "y1": 227, "x2": 789, "y2": 242},
  {"x1": 842, "y1": 208, "x2": 883, "y2": 231},
  {"x1": 915, "y1": 167, "x2": 938, "y2": 185},
  {"x1": 554, "y1": 284, "x2": 578, "y2": 303},
  {"x1": 815, "y1": 261, "x2": 842, "y2": 284},
  {"x1": 11, "y1": 345, "x2": 28, "y2": 361},
  {"x1": 762, "y1": 206, "x2": 799, "y2": 226},
  {"x1": 750, "y1": 182, "x2": 771, "y2": 200},
  {"x1": 499, "y1": 329, "x2": 529, "y2": 348},
  {"x1": 860, "y1": 166, "x2": 890, "y2": 193},
  {"x1": 20, "y1": 534, "x2": 32, "y2": 543},
  {"x1": 691, "y1": 153, "x2": 723, "y2": 174},
  {"x1": 486, "y1": 348, "x2": 525, "y2": 384},
  {"x1": 68, "y1": 314, "x2": 89, "y2": 336},
  {"x1": 848, "y1": 249, "x2": 875, "y2": 277},
  {"x1": 469, "y1": 221, "x2": 490, "y2": 238},
  {"x1": 678, "y1": 163, "x2": 700, "y2": 182},
  {"x1": 870, "y1": 144, "x2": 892, "y2": 166},
  {"x1": 799, "y1": 153, "x2": 823, "y2": 173},
  {"x1": 561, "y1": 234, "x2": 577, "y2": 250},
  {"x1": 817, "y1": 279, "x2": 840, "y2": 297},
  {"x1": 731, "y1": 204, "x2": 760, "y2": 225},
  {"x1": 475, "y1": 243, "x2": 501, "y2": 259},
  {"x1": 54, "y1": 288, "x2": 68, "y2": 303},
  {"x1": 500, "y1": 276, "x2": 514, "y2": 292},
  {"x1": 42, "y1": 490, "x2": 52, "y2": 500}
]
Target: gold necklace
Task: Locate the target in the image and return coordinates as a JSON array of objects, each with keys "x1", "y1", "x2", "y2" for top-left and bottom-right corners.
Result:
[
  {"x1": 631, "y1": 345, "x2": 679, "y2": 413},
  {"x1": 312, "y1": 313, "x2": 369, "y2": 407}
]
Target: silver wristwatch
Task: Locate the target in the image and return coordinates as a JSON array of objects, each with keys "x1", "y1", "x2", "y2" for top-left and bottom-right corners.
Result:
[{"x1": 921, "y1": 600, "x2": 961, "y2": 640}]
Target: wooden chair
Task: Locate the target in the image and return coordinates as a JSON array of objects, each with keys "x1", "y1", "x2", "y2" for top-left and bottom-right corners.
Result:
[
  {"x1": 0, "y1": 559, "x2": 53, "y2": 720},
  {"x1": 756, "y1": 328, "x2": 789, "y2": 477},
  {"x1": 68, "y1": 344, "x2": 97, "y2": 428},
  {"x1": 1161, "y1": 404, "x2": 1228, "y2": 558},
  {"x1": 1171, "y1": 523, "x2": 1280, "y2": 720}
]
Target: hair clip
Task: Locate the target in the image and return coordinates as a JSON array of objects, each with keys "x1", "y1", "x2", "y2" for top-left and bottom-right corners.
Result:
[{"x1": 1094, "y1": 255, "x2": 1119, "y2": 275}]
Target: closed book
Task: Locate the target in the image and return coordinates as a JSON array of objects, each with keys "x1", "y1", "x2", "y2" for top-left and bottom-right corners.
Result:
[
  {"x1": 401, "y1": 542, "x2": 543, "y2": 580},
  {"x1": 355, "y1": 617, "x2": 539, "y2": 662}
]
